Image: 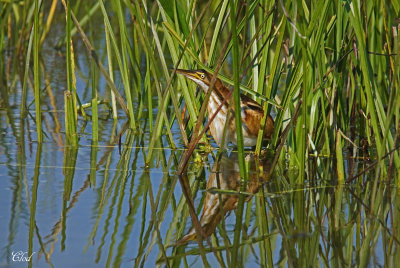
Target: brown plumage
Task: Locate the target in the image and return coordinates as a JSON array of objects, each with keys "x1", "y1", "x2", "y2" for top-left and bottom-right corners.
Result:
[{"x1": 176, "y1": 69, "x2": 274, "y2": 147}]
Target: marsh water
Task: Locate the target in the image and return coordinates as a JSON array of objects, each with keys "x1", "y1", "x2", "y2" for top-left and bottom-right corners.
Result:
[{"x1": 1, "y1": 7, "x2": 400, "y2": 268}]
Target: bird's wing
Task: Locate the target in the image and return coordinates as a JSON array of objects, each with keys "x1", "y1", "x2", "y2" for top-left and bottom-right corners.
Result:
[{"x1": 240, "y1": 94, "x2": 264, "y2": 113}]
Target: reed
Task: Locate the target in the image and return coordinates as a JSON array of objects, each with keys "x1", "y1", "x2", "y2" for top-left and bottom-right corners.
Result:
[
  {"x1": 112, "y1": 0, "x2": 136, "y2": 129},
  {"x1": 91, "y1": 59, "x2": 98, "y2": 142},
  {"x1": 62, "y1": 0, "x2": 79, "y2": 147},
  {"x1": 64, "y1": 90, "x2": 78, "y2": 146},
  {"x1": 2, "y1": 0, "x2": 400, "y2": 266},
  {"x1": 104, "y1": 18, "x2": 118, "y2": 120},
  {"x1": 229, "y1": 1, "x2": 247, "y2": 264},
  {"x1": 33, "y1": 0, "x2": 42, "y2": 142}
]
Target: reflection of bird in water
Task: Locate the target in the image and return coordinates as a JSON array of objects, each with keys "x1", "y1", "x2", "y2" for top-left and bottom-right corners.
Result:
[{"x1": 177, "y1": 152, "x2": 271, "y2": 245}]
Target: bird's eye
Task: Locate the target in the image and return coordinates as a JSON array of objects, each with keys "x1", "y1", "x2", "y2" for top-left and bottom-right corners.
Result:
[{"x1": 200, "y1": 74, "x2": 205, "y2": 79}]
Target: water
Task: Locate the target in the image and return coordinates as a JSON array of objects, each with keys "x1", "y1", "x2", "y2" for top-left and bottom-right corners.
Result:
[
  {"x1": 1, "y1": 7, "x2": 399, "y2": 268},
  {"x1": 0, "y1": 116, "x2": 396, "y2": 267}
]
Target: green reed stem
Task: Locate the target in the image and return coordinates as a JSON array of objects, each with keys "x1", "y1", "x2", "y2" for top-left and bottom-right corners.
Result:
[
  {"x1": 255, "y1": 18, "x2": 286, "y2": 154},
  {"x1": 62, "y1": 1, "x2": 80, "y2": 146},
  {"x1": 335, "y1": 131, "x2": 345, "y2": 183},
  {"x1": 298, "y1": 44, "x2": 308, "y2": 184},
  {"x1": 70, "y1": 15, "x2": 128, "y2": 119},
  {"x1": 39, "y1": 0, "x2": 57, "y2": 46},
  {"x1": 230, "y1": 1, "x2": 247, "y2": 264},
  {"x1": 348, "y1": 1, "x2": 383, "y2": 158},
  {"x1": 33, "y1": 0, "x2": 42, "y2": 143},
  {"x1": 64, "y1": 90, "x2": 78, "y2": 146},
  {"x1": 113, "y1": 0, "x2": 136, "y2": 129},
  {"x1": 208, "y1": 0, "x2": 229, "y2": 66},
  {"x1": 104, "y1": 17, "x2": 118, "y2": 120},
  {"x1": 21, "y1": 28, "x2": 34, "y2": 119},
  {"x1": 91, "y1": 59, "x2": 98, "y2": 142},
  {"x1": 230, "y1": 0, "x2": 246, "y2": 179},
  {"x1": 145, "y1": 54, "x2": 153, "y2": 133}
]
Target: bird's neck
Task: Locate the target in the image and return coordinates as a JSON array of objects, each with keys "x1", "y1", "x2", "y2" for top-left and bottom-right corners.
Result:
[
  {"x1": 204, "y1": 81, "x2": 230, "y2": 105},
  {"x1": 206, "y1": 84, "x2": 232, "y2": 122}
]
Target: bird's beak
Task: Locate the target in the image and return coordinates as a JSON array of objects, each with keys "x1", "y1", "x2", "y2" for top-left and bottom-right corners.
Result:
[
  {"x1": 174, "y1": 69, "x2": 208, "y2": 91},
  {"x1": 175, "y1": 69, "x2": 198, "y2": 80}
]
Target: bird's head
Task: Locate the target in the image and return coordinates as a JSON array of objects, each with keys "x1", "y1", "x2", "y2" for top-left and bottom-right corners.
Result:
[{"x1": 176, "y1": 69, "x2": 222, "y2": 92}]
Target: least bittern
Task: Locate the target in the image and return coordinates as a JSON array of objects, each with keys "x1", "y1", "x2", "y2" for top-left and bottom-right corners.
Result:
[{"x1": 176, "y1": 69, "x2": 274, "y2": 147}]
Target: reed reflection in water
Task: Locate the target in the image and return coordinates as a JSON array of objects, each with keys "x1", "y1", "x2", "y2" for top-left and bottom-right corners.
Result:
[{"x1": 178, "y1": 152, "x2": 271, "y2": 245}]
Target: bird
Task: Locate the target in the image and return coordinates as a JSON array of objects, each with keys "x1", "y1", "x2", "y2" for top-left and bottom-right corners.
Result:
[{"x1": 176, "y1": 69, "x2": 274, "y2": 147}]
